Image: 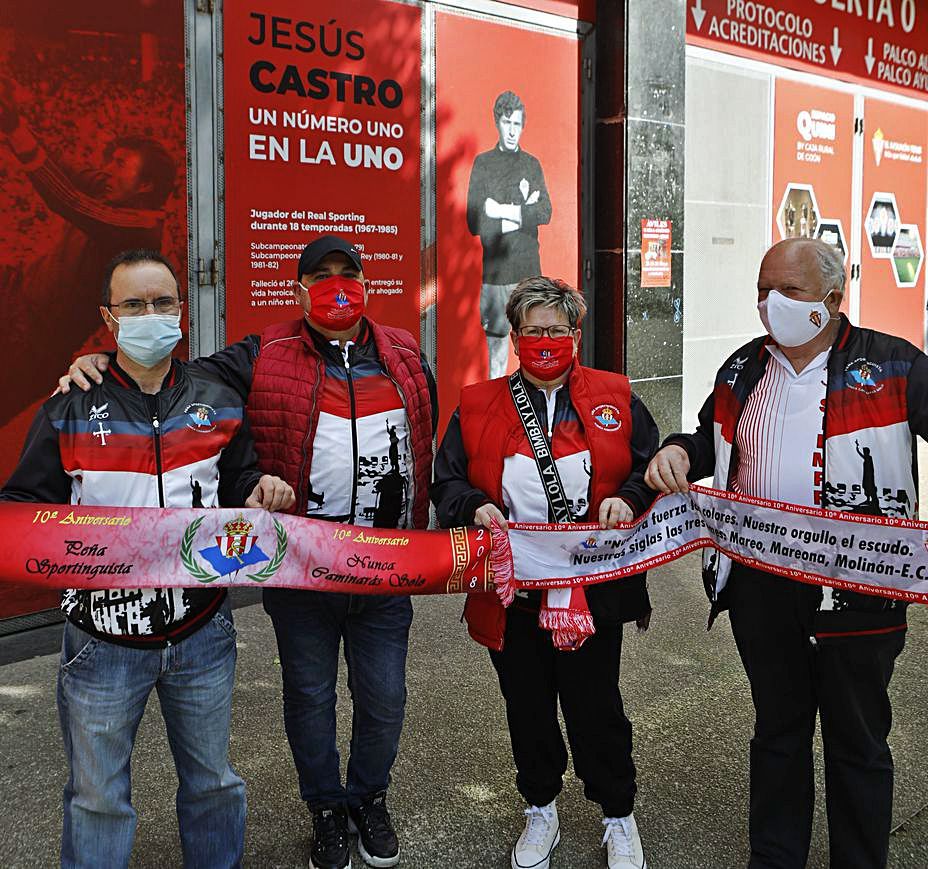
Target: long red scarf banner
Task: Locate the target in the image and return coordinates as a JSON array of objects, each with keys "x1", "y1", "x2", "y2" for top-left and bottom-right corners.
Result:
[
  {"x1": 0, "y1": 503, "x2": 493, "y2": 595},
  {"x1": 1, "y1": 487, "x2": 928, "y2": 609}
]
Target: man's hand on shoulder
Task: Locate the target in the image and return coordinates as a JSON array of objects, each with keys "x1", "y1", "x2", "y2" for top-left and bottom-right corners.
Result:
[
  {"x1": 644, "y1": 445, "x2": 691, "y2": 493},
  {"x1": 57, "y1": 354, "x2": 109, "y2": 394},
  {"x1": 245, "y1": 475, "x2": 295, "y2": 513}
]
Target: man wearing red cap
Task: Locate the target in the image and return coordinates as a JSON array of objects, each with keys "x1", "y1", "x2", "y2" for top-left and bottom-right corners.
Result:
[{"x1": 62, "y1": 236, "x2": 437, "y2": 869}]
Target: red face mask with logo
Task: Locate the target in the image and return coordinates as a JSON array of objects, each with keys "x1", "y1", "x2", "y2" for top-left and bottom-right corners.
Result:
[
  {"x1": 301, "y1": 275, "x2": 365, "y2": 330},
  {"x1": 517, "y1": 335, "x2": 575, "y2": 380}
]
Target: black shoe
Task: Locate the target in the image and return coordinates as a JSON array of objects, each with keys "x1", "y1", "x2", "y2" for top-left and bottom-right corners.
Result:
[
  {"x1": 348, "y1": 792, "x2": 400, "y2": 868},
  {"x1": 310, "y1": 803, "x2": 351, "y2": 869}
]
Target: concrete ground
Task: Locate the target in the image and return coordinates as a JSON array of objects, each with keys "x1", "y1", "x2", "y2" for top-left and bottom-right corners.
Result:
[{"x1": 0, "y1": 551, "x2": 926, "y2": 869}]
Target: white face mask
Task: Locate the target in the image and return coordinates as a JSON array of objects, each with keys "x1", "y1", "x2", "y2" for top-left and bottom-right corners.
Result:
[
  {"x1": 111, "y1": 312, "x2": 182, "y2": 367},
  {"x1": 758, "y1": 289, "x2": 833, "y2": 348}
]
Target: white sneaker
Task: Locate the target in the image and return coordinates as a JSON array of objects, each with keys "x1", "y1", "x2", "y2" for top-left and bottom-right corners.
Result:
[
  {"x1": 602, "y1": 813, "x2": 646, "y2": 869},
  {"x1": 511, "y1": 801, "x2": 560, "y2": 869}
]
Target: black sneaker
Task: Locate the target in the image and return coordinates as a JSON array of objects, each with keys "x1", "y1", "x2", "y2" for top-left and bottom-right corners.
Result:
[
  {"x1": 310, "y1": 803, "x2": 351, "y2": 869},
  {"x1": 347, "y1": 792, "x2": 400, "y2": 868}
]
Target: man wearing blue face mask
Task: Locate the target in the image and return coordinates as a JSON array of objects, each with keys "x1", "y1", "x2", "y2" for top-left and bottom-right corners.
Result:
[
  {"x1": 59, "y1": 236, "x2": 437, "y2": 869},
  {"x1": 644, "y1": 237, "x2": 928, "y2": 869},
  {"x1": 1, "y1": 248, "x2": 294, "y2": 869}
]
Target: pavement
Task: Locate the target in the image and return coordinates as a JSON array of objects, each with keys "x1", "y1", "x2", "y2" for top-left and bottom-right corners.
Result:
[{"x1": 0, "y1": 551, "x2": 926, "y2": 869}]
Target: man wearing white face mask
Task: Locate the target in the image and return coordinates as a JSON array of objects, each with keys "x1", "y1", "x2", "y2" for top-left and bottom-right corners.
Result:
[
  {"x1": 1, "y1": 248, "x2": 295, "y2": 869},
  {"x1": 644, "y1": 238, "x2": 928, "y2": 869}
]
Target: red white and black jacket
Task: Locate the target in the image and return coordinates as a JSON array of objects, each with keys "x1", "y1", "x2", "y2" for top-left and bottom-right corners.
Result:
[
  {"x1": 433, "y1": 365, "x2": 659, "y2": 648},
  {"x1": 195, "y1": 318, "x2": 437, "y2": 531},
  {"x1": 0, "y1": 358, "x2": 263, "y2": 647},
  {"x1": 666, "y1": 315, "x2": 928, "y2": 638}
]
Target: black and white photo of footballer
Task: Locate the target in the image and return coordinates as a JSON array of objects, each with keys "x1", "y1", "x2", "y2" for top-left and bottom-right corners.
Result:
[{"x1": 466, "y1": 90, "x2": 552, "y2": 379}]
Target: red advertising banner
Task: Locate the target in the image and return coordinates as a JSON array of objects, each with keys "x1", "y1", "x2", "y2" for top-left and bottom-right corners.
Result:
[
  {"x1": 641, "y1": 220, "x2": 673, "y2": 287},
  {"x1": 223, "y1": 1, "x2": 422, "y2": 343},
  {"x1": 0, "y1": 1, "x2": 188, "y2": 619},
  {"x1": 434, "y1": 11, "x2": 581, "y2": 436},
  {"x1": 859, "y1": 98, "x2": 927, "y2": 345},
  {"x1": 687, "y1": 0, "x2": 928, "y2": 101},
  {"x1": 771, "y1": 78, "x2": 854, "y2": 280}
]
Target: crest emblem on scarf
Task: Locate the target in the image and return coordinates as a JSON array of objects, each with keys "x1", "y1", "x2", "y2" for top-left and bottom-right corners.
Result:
[
  {"x1": 845, "y1": 358, "x2": 883, "y2": 395},
  {"x1": 180, "y1": 514, "x2": 288, "y2": 583},
  {"x1": 592, "y1": 404, "x2": 622, "y2": 432},
  {"x1": 217, "y1": 515, "x2": 260, "y2": 560}
]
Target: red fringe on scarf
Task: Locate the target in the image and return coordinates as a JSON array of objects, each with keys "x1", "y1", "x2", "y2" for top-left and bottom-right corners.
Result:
[
  {"x1": 489, "y1": 518, "x2": 516, "y2": 607},
  {"x1": 538, "y1": 605, "x2": 596, "y2": 651}
]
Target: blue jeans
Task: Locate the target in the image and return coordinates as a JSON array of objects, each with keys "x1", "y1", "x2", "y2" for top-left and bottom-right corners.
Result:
[
  {"x1": 56, "y1": 603, "x2": 245, "y2": 869},
  {"x1": 263, "y1": 589, "x2": 413, "y2": 808}
]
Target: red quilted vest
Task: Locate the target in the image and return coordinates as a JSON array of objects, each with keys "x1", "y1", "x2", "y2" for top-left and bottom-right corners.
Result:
[
  {"x1": 247, "y1": 317, "x2": 433, "y2": 529},
  {"x1": 458, "y1": 365, "x2": 633, "y2": 650}
]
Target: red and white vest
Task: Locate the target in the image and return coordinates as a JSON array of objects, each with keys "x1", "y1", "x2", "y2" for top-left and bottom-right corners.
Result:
[
  {"x1": 247, "y1": 318, "x2": 433, "y2": 529},
  {"x1": 458, "y1": 365, "x2": 634, "y2": 649}
]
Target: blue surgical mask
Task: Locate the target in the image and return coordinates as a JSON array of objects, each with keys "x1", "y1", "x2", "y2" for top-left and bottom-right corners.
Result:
[{"x1": 112, "y1": 312, "x2": 182, "y2": 367}]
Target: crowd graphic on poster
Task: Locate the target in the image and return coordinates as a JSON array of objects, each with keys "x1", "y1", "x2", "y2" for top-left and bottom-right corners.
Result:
[
  {"x1": 224, "y1": 6, "x2": 422, "y2": 340},
  {"x1": 866, "y1": 188, "x2": 925, "y2": 289},
  {"x1": 0, "y1": 21, "x2": 186, "y2": 432},
  {"x1": 466, "y1": 90, "x2": 552, "y2": 378},
  {"x1": 0, "y1": 5, "x2": 187, "y2": 619},
  {"x1": 892, "y1": 225, "x2": 923, "y2": 287}
]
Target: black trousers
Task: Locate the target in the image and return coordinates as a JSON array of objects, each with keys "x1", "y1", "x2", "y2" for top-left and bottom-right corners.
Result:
[
  {"x1": 728, "y1": 568, "x2": 905, "y2": 869},
  {"x1": 488, "y1": 607, "x2": 636, "y2": 817}
]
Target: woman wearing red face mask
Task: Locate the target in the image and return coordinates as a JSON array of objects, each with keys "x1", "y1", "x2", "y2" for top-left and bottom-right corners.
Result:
[{"x1": 432, "y1": 277, "x2": 659, "y2": 869}]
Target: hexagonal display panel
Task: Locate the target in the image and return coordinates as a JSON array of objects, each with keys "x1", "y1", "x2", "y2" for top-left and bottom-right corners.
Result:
[
  {"x1": 815, "y1": 219, "x2": 848, "y2": 264},
  {"x1": 777, "y1": 184, "x2": 819, "y2": 240},
  {"x1": 865, "y1": 192, "x2": 899, "y2": 259},
  {"x1": 891, "y1": 225, "x2": 924, "y2": 289}
]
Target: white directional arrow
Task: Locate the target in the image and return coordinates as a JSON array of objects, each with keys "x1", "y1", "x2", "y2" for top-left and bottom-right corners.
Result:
[
  {"x1": 830, "y1": 27, "x2": 843, "y2": 66},
  {"x1": 691, "y1": 0, "x2": 706, "y2": 31},
  {"x1": 865, "y1": 37, "x2": 875, "y2": 74}
]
